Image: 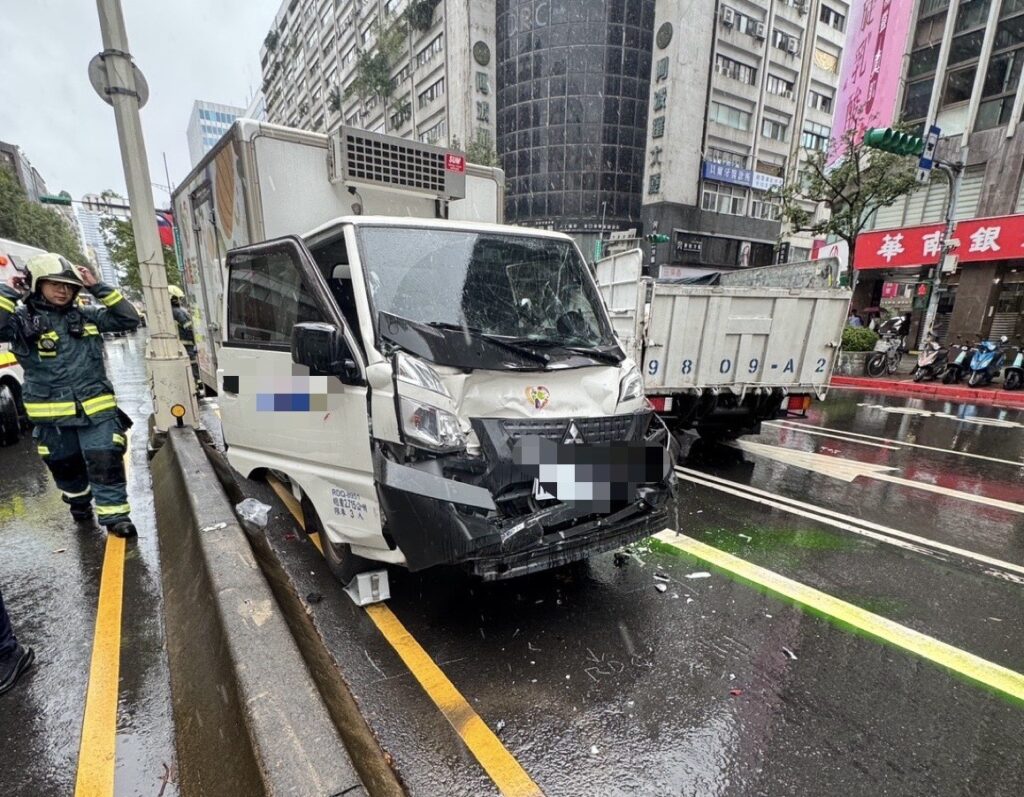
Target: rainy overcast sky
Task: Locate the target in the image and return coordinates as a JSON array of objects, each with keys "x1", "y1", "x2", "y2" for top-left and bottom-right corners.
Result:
[{"x1": 1, "y1": 0, "x2": 280, "y2": 206}]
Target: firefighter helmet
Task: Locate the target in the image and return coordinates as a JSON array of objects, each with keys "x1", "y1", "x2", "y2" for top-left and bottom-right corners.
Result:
[
  {"x1": 168, "y1": 285, "x2": 185, "y2": 300},
  {"x1": 26, "y1": 253, "x2": 84, "y2": 293}
]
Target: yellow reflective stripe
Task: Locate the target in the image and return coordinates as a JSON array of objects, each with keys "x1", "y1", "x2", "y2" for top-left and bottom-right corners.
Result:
[
  {"x1": 37, "y1": 445, "x2": 50, "y2": 456},
  {"x1": 0, "y1": 295, "x2": 15, "y2": 313},
  {"x1": 100, "y1": 290, "x2": 124, "y2": 308},
  {"x1": 39, "y1": 351, "x2": 57, "y2": 358},
  {"x1": 112, "y1": 433, "x2": 126, "y2": 447},
  {"x1": 0, "y1": 351, "x2": 16, "y2": 366},
  {"x1": 40, "y1": 330, "x2": 59, "y2": 340},
  {"x1": 95, "y1": 503, "x2": 131, "y2": 517},
  {"x1": 81, "y1": 394, "x2": 117, "y2": 415},
  {"x1": 84, "y1": 324, "x2": 100, "y2": 336},
  {"x1": 24, "y1": 401, "x2": 77, "y2": 419}
]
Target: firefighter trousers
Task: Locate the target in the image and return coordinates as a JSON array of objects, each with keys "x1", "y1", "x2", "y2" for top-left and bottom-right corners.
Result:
[{"x1": 33, "y1": 414, "x2": 131, "y2": 526}]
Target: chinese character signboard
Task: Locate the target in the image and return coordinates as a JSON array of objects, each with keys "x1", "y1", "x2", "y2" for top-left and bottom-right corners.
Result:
[
  {"x1": 854, "y1": 213, "x2": 1024, "y2": 270},
  {"x1": 702, "y1": 160, "x2": 783, "y2": 191}
]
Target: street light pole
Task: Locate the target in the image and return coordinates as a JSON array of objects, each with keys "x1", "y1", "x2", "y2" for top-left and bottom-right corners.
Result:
[
  {"x1": 921, "y1": 160, "x2": 964, "y2": 342},
  {"x1": 94, "y1": 0, "x2": 197, "y2": 434}
]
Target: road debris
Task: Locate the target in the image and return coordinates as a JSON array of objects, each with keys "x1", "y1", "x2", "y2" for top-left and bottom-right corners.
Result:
[
  {"x1": 654, "y1": 583, "x2": 668, "y2": 593},
  {"x1": 729, "y1": 689, "x2": 743, "y2": 697},
  {"x1": 306, "y1": 592, "x2": 323, "y2": 604},
  {"x1": 782, "y1": 647, "x2": 798, "y2": 660},
  {"x1": 653, "y1": 572, "x2": 670, "y2": 582},
  {"x1": 685, "y1": 571, "x2": 712, "y2": 579},
  {"x1": 235, "y1": 497, "x2": 271, "y2": 528}
]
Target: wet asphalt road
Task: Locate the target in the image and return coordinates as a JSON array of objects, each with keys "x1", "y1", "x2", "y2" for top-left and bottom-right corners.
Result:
[
  {"x1": 250, "y1": 390, "x2": 1024, "y2": 797},
  {"x1": 0, "y1": 332, "x2": 177, "y2": 797}
]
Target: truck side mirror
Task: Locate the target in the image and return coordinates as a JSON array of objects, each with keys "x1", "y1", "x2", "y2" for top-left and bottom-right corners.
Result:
[{"x1": 291, "y1": 322, "x2": 361, "y2": 383}]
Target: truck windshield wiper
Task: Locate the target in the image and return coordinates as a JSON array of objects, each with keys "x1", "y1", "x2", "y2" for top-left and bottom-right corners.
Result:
[
  {"x1": 499, "y1": 336, "x2": 623, "y2": 364},
  {"x1": 425, "y1": 322, "x2": 551, "y2": 365}
]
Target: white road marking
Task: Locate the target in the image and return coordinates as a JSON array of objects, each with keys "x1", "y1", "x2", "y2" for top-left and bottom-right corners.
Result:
[
  {"x1": 761, "y1": 422, "x2": 901, "y2": 451},
  {"x1": 769, "y1": 420, "x2": 1024, "y2": 468},
  {"x1": 855, "y1": 403, "x2": 1024, "y2": 430},
  {"x1": 676, "y1": 467, "x2": 1024, "y2": 581},
  {"x1": 732, "y1": 439, "x2": 1024, "y2": 515}
]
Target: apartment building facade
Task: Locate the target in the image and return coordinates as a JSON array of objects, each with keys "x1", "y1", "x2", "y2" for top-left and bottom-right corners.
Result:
[
  {"x1": 259, "y1": 0, "x2": 496, "y2": 155},
  {"x1": 850, "y1": 0, "x2": 1024, "y2": 343},
  {"x1": 641, "y1": 0, "x2": 848, "y2": 274}
]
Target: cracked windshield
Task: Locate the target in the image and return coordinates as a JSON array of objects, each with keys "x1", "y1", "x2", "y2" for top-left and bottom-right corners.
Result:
[{"x1": 1, "y1": 1, "x2": 1022, "y2": 796}]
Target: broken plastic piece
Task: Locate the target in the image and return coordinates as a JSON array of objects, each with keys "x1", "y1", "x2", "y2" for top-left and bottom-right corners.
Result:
[
  {"x1": 345, "y1": 569, "x2": 391, "y2": 606},
  {"x1": 654, "y1": 583, "x2": 668, "y2": 593},
  {"x1": 235, "y1": 498, "x2": 271, "y2": 528},
  {"x1": 782, "y1": 647, "x2": 798, "y2": 660},
  {"x1": 685, "y1": 571, "x2": 712, "y2": 579},
  {"x1": 729, "y1": 689, "x2": 743, "y2": 697},
  {"x1": 653, "y1": 572, "x2": 670, "y2": 582}
]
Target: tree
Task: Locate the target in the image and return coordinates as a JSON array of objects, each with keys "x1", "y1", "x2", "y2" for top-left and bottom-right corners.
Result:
[
  {"x1": 780, "y1": 124, "x2": 919, "y2": 265},
  {"x1": 0, "y1": 168, "x2": 87, "y2": 263},
  {"x1": 100, "y1": 209, "x2": 180, "y2": 301}
]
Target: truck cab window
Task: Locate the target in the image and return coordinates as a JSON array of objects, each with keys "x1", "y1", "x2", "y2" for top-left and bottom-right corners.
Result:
[
  {"x1": 310, "y1": 237, "x2": 363, "y2": 351},
  {"x1": 227, "y1": 250, "x2": 323, "y2": 345}
]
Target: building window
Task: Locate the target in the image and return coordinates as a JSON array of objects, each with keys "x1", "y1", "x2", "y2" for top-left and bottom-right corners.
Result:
[
  {"x1": 653, "y1": 87, "x2": 667, "y2": 111},
  {"x1": 656, "y1": 57, "x2": 669, "y2": 82},
  {"x1": 715, "y1": 54, "x2": 758, "y2": 85},
  {"x1": 415, "y1": 34, "x2": 443, "y2": 68},
  {"x1": 801, "y1": 121, "x2": 831, "y2": 151},
  {"x1": 732, "y1": 10, "x2": 763, "y2": 38},
  {"x1": 419, "y1": 118, "x2": 447, "y2": 143},
  {"x1": 808, "y1": 90, "x2": 833, "y2": 112},
  {"x1": 820, "y1": 5, "x2": 846, "y2": 32},
  {"x1": 761, "y1": 118, "x2": 789, "y2": 141},
  {"x1": 813, "y1": 47, "x2": 839, "y2": 72},
  {"x1": 943, "y1": 65, "x2": 976, "y2": 105},
  {"x1": 417, "y1": 77, "x2": 445, "y2": 108},
  {"x1": 766, "y1": 74, "x2": 795, "y2": 98},
  {"x1": 476, "y1": 100, "x2": 490, "y2": 122},
  {"x1": 652, "y1": 116, "x2": 666, "y2": 137},
  {"x1": 710, "y1": 101, "x2": 751, "y2": 131},
  {"x1": 702, "y1": 182, "x2": 747, "y2": 215},
  {"x1": 707, "y1": 147, "x2": 747, "y2": 168},
  {"x1": 648, "y1": 173, "x2": 661, "y2": 194},
  {"x1": 390, "y1": 98, "x2": 411, "y2": 128},
  {"x1": 751, "y1": 191, "x2": 781, "y2": 221},
  {"x1": 476, "y1": 71, "x2": 489, "y2": 94},
  {"x1": 773, "y1": 29, "x2": 799, "y2": 54}
]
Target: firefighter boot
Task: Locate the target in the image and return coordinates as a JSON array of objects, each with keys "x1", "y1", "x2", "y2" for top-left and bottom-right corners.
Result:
[{"x1": 109, "y1": 520, "x2": 138, "y2": 539}]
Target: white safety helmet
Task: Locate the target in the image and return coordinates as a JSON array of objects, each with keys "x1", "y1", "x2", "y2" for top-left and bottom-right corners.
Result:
[{"x1": 25, "y1": 253, "x2": 83, "y2": 294}]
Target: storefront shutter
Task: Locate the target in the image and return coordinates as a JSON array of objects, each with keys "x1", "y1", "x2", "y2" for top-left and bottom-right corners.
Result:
[
  {"x1": 954, "y1": 166, "x2": 984, "y2": 221},
  {"x1": 873, "y1": 195, "x2": 906, "y2": 230},
  {"x1": 922, "y1": 179, "x2": 949, "y2": 223},
  {"x1": 904, "y1": 187, "x2": 928, "y2": 226}
]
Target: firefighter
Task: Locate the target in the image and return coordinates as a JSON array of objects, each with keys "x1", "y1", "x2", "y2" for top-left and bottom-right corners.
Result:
[
  {"x1": 168, "y1": 284, "x2": 199, "y2": 385},
  {"x1": 0, "y1": 254, "x2": 140, "y2": 537}
]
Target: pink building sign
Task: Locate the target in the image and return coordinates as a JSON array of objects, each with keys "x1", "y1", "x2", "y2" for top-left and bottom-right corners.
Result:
[{"x1": 829, "y1": 0, "x2": 915, "y2": 164}]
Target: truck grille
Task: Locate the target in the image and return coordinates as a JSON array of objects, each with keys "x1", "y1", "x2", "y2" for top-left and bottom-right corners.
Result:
[{"x1": 501, "y1": 414, "x2": 648, "y2": 445}]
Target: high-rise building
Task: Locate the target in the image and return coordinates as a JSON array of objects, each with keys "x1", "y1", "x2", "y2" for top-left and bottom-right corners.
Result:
[
  {"x1": 641, "y1": 0, "x2": 849, "y2": 273},
  {"x1": 259, "y1": 0, "x2": 495, "y2": 155},
  {"x1": 495, "y1": 0, "x2": 656, "y2": 244},
  {"x1": 76, "y1": 194, "x2": 129, "y2": 287},
  {"x1": 848, "y1": 0, "x2": 1024, "y2": 344},
  {"x1": 186, "y1": 100, "x2": 245, "y2": 166}
]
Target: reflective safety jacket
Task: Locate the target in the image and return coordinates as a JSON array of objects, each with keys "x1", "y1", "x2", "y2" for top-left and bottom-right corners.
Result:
[
  {"x1": 0, "y1": 282, "x2": 140, "y2": 426},
  {"x1": 172, "y1": 304, "x2": 195, "y2": 345}
]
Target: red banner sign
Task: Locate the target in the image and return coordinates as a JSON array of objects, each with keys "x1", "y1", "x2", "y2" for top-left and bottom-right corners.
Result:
[{"x1": 854, "y1": 212, "x2": 1024, "y2": 270}]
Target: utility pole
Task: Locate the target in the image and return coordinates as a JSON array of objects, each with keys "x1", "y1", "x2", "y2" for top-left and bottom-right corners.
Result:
[
  {"x1": 921, "y1": 161, "x2": 964, "y2": 342},
  {"x1": 93, "y1": 0, "x2": 197, "y2": 434}
]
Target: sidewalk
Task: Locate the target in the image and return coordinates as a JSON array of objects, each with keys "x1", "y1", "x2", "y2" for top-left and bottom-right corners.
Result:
[{"x1": 831, "y1": 369, "x2": 1024, "y2": 409}]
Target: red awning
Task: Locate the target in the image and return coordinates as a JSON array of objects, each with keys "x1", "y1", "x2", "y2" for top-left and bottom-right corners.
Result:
[{"x1": 854, "y1": 212, "x2": 1024, "y2": 270}]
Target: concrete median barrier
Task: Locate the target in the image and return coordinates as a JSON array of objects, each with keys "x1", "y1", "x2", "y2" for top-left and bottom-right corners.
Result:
[{"x1": 152, "y1": 427, "x2": 367, "y2": 797}]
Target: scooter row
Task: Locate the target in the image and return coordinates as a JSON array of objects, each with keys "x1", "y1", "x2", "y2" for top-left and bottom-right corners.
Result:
[{"x1": 913, "y1": 335, "x2": 1024, "y2": 390}]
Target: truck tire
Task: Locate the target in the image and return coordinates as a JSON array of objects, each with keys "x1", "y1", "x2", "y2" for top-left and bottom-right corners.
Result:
[
  {"x1": 302, "y1": 496, "x2": 370, "y2": 586},
  {"x1": 865, "y1": 353, "x2": 887, "y2": 378},
  {"x1": 0, "y1": 384, "x2": 21, "y2": 446}
]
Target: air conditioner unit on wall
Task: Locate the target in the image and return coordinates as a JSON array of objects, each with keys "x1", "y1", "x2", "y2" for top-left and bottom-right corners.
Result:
[
  {"x1": 755, "y1": 22, "x2": 766, "y2": 39},
  {"x1": 787, "y1": 38, "x2": 799, "y2": 54},
  {"x1": 722, "y1": 6, "x2": 735, "y2": 26}
]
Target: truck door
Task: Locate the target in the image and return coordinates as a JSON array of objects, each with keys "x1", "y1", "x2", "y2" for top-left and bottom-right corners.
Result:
[
  {"x1": 219, "y1": 237, "x2": 382, "y2": 551},
  {"x1": 594, "y1": 248, "x2": 645, "y2": 363},
  {"x1": 189, "y1": 182, "x2": 223, "y2": 387}
]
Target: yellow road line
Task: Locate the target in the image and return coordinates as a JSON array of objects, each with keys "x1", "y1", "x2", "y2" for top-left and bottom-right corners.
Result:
[
  {"x1": 265, "y1": 474, "x2": 541, "y2": 795},
  {"x1": 365, "y1": 603, "x2": 543, "y2": 796},
  {"x1": 654, "y1": 530, "x2": 1024, "y2": 704},
  {"x1": 75, "y1": 432, "x2": 131, "y2": 796}
]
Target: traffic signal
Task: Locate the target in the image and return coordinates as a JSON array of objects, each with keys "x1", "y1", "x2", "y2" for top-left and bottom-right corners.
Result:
[
  {"x1": 39, "y1": 194, "x2": 73, "y2": 206},
  {"x1": 863, "y1": 128, "x2": 925, "y2": 157},
  {"x1": 646, "y1": 233, "x2": 670, "y2": 243}
]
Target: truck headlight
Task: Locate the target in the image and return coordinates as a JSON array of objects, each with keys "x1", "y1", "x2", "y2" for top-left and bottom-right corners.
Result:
[
  {"x1": 399, "y1": 397, "x2": 466, "y2": 451},
  {"x1": 396, "y1": 352, "x2": 449, "y2": 394},
  {"x1": 618, "y1": 364, "x2": 644, "y2": 404}
]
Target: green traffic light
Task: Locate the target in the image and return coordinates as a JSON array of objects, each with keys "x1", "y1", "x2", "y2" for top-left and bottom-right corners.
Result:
[{"x1": 863, "y1": 127, "x2": 924, "y2": 157}]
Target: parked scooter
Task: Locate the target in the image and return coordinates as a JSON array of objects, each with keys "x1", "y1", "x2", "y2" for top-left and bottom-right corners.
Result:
[
  {"x1": 966, "y1": 335, "x2": 1009, "y2": 387},
  {"x1": 912, "y1": 334, "x2": 948, "y2": 382},
  {"x1": 1003, "y1": 339, "x2": 1023, "y2": 391},
  {"x1": 942, "y1": 337, "x2": 975, "y2": 384}
]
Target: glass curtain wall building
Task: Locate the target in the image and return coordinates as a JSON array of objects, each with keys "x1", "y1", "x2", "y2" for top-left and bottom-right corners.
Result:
[{"x1": 495, "y1": 0, "x2": 656, "y2": 237}]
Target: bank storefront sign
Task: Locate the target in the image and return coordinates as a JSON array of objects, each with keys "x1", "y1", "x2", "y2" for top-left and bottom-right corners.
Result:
[{"x1": 701, "y1": 160, "x2": 784, "y2": 192}]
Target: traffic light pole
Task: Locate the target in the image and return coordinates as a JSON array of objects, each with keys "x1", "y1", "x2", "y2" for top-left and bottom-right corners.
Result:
[
  {"x1": 95, "y1": 0, "x2": 198, "y2": 434},
  {"x1": 921, "y1": 160, "x2": 964, "y2": 343}
]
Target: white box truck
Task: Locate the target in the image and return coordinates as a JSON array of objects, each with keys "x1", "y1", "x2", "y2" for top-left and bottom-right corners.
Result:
[
  {"x1": 173, "y1": 122, "x2": 674, "y2": 583},
  {"x1": 596, "y1": 249, "x2": 851, "y2": 440}
]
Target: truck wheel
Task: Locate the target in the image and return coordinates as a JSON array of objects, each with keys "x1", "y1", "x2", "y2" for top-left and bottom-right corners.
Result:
[
  {"x1": 302, "y1": 496, "x2": 369, "y2": 586},
  {"x1": 0, "y1": 384, "x2": 21, "y2": 446}
]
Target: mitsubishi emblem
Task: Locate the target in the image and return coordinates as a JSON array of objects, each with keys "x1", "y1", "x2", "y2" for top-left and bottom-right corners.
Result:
[{"x1": 562, "y1": 421, "x2": 585, "y2": 445}]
